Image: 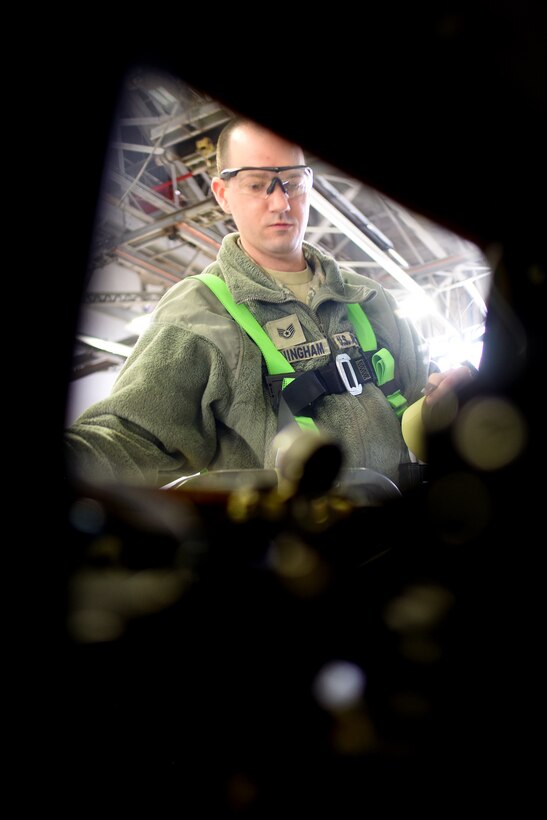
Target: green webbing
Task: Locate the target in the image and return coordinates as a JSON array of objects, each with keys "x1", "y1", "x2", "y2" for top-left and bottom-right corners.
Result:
[
  {"x1": 384, "y1": 390, "x2": 408, "y2": 417},
  {"x1": 195, "y1": 273, "x2": 317, "y2": 431},
  {"x1": 371, "y1": 349, "x2": 392, "y2": 382},
  {"x1": 347, "y1": 302, "x2": 395, "y2": 383},
  {"x1": 196, "y1": 273, "x2": 292, "y2": 376},
  {"x1": 347, "y1": 302, "x2": 408, "y2": 417},
  {"x1": 347, "y1": 302, "x2": 377, "y2": 351}
]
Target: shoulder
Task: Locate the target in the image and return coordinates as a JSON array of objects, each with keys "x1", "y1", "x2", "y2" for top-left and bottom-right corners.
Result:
[
  {"x1": 337, "y1": 266, "x2": 398, "y2": 316},
  {"x1": 154, "y1": 269, "x2": 230, "y2": 326},
  {"x1": 151, "y1": 270, "x2": 245, "y2": 373},
  {"x1": 339, "y1": 267, "x2": 379, "y2": 291}
]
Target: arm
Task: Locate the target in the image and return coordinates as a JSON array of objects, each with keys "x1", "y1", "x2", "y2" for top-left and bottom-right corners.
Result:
[
  {"x1": 65, "y1": 322, "x2": 233, "y2": 487},
  {"x1": 378, "y1": 287, "x2": 431, "y2": 406}
]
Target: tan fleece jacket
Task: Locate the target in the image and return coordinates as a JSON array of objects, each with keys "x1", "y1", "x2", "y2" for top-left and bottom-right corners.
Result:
[{"x1": 65, "y1": 233, "x2": 429, "y2": 487}]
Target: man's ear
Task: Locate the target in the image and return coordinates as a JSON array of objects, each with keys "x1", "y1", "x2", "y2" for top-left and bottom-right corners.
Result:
[{"x1": 211, "y1": 177, "x2": 231, "y2": 214}]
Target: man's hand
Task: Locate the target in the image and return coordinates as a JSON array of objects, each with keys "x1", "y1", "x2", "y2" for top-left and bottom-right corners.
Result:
[{"x1": 423, "y1": 365, "x2": 476, "y2": 407}]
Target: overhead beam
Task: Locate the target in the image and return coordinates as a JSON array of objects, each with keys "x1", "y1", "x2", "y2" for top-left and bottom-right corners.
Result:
[
  {"x1": 116, "y1": 197, "x2": 221, "y2": 246},
  {"x1": 309, "y1": 188, "x2": 458, "y2": 334},
  {"x1": 83, "y1": 291, "x2": 163, "y2": 304}
]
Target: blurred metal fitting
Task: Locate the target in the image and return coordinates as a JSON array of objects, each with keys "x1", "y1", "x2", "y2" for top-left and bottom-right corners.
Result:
[{"x1": 274, "y1": 426, "x2": 343, "y2": 499}]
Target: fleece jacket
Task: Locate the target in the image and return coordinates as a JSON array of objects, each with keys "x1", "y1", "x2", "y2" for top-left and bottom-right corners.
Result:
[{"x1": 65, "y1": 233, "x2": 430, "y2": 488}]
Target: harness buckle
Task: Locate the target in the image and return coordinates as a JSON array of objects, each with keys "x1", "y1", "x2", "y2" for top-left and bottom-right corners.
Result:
[
  {"x1": 266, "y1": 372, "x2": 295, "y2": 411},
  {"x1": 335, "y1": 353, "x2": 363, "y2": 396}
]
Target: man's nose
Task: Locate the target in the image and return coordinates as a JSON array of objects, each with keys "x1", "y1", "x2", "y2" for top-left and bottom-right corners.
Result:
[{"x1": 266, "y1": 178, "x2": 290, "y2": 209}]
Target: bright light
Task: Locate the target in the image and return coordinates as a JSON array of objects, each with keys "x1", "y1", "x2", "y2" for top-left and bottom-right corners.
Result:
[
  {"x1": 429, "y1": 334, "x2": 484, "y2": 371},
  {"x1": 126, "y1": 314, "x2": 153, "y2": 335},
  {"x1": 312, "y1": 660, "x2": 366, "y2": 710},
  {"x1": 395, "y1": 293, "x2": 435, "y2": 322},
  {"x1": 77, "y1": 335, "x2": 133, "y2": 358}
]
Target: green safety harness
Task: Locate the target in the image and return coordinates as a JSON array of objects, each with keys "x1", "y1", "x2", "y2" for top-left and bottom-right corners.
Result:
[{"x1": 195, "y1": 273, "x2": 408, "y2": 433}]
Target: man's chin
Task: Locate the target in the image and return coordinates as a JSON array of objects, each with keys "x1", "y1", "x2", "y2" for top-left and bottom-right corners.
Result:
[
  {"x1": 267, "y1": 243, "x2": 300, "y2": 260},
  {"x1": 265, "y1": 230, "x2": 302, "y2": 251}
]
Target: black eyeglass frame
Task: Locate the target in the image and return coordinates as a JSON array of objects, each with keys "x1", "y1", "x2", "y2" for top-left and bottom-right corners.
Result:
[{"x1": 219, "y1": 165, "x2": 312, "y2": 180}]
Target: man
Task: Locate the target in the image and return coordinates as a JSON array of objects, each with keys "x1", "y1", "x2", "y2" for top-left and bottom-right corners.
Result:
[{"x1": 65, "y1": 117, "x2": 473, "y2": 488}]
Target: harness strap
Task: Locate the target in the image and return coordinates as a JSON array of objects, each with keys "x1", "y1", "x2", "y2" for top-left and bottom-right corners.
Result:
[
  {"x1": 346, "y1": 302, "x2": 377, "y2": 350},
  {"x1": 195, "y1": 273, "x2": 317, "y2": 431},
  {"x1": 280, "y1": 355, "x2": 374, "y2": 416},
  {"x1": 348, "y1": 303, "x2": 408, "y2": 418},
  {"x1": 196, "y1": 273, "x2": 290, "y2": 375}
]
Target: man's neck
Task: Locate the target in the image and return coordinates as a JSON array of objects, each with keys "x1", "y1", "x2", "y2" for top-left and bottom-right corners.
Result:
[{"x1": 239, "y1": 238, "x2": 306, "y2": 273}]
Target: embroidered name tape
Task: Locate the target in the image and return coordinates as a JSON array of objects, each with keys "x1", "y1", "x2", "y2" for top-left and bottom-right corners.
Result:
[
  {"x1": 332, "y1": 330, "x2": 359, "y2": 350},
  {"x1": 280, "y1": 338, "x2": 331, "y2": 363}
]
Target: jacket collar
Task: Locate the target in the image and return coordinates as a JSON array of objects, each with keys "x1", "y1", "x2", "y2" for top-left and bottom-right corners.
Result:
[{"x1": 217, "y1": 232, "x2": 377, "y2": 305}]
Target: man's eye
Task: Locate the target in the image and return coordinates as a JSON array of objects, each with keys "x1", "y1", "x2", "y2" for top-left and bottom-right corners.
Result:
[
  {"x1": 240, "y1": 176, "x2": 268, "y2": 191},
  {"x1": 284, "y1": 180, "x2": 304, "y2": 194}
]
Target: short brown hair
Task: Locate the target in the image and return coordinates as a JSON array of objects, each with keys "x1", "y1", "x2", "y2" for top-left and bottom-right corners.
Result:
[
  {"x1": 215, "y1": 116, "x2": 255, "y2": 174},
  {"x1": 215, "y1": 117, "x2": 306, "y2": 174}
]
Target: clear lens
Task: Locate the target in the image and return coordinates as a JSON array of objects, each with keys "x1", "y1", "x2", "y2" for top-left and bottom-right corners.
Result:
[{"x1": 233, "y1": 167, "x2": 313, "y2": 198}]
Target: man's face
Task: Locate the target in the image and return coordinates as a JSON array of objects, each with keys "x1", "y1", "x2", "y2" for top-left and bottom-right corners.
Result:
[{"x1": 212, "y1": 125, "x2": 311, "y2": 269}]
